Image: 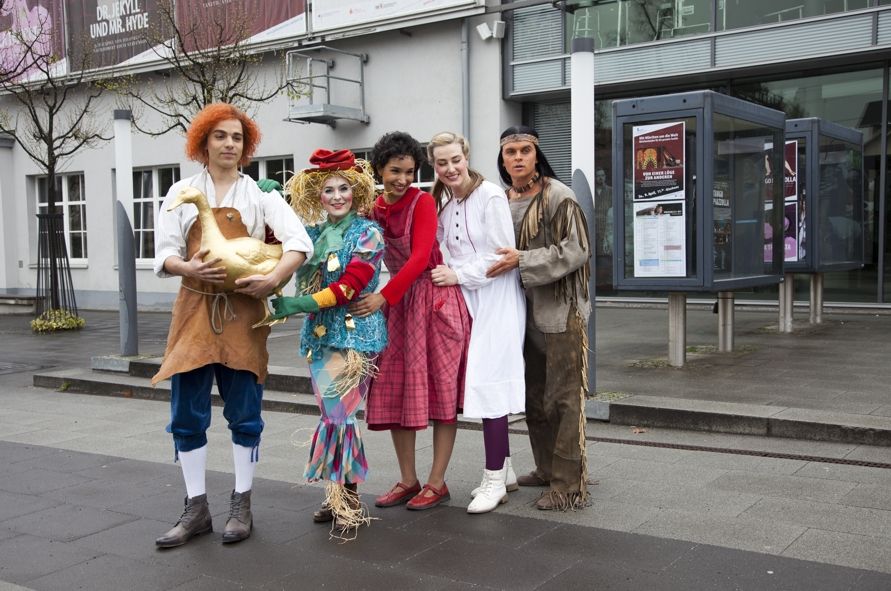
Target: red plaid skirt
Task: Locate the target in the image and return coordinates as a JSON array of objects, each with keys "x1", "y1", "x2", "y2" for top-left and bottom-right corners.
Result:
[{"x1": 366, "y1": 271, "x2": 470, "y2": 430}]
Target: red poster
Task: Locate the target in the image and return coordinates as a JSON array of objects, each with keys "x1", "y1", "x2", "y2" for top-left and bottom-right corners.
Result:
[
  {"x1": 633, "y1": 121, "x2": 685, "y2": 201},
  {"x1": 175, "y1": 0, "x2": 305, "y2": 52},
  {"x1": 66, "y1": 0, "x2": 172, "y2": 70}
]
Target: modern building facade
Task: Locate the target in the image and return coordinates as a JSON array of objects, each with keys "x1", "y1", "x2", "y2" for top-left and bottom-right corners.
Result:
[{"x1": 1, "y1": 0, "x2": 890, "y2": 308}]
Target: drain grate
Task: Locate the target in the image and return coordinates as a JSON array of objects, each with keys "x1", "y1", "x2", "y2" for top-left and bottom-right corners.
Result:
[{"x1": 506, "y1": 427, "x2": 891, "y2": 470}]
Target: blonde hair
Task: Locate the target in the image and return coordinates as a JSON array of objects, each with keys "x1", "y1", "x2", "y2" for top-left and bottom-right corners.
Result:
[
  {"x1": 286, "y1": 159, "x2": 377, "y2": 224},
  {"x1": 428, "y1": 131, "x2": 483, "y2": 209}
]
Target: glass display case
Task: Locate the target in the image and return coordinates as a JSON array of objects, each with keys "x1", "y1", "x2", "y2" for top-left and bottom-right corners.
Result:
[
  {"x1": 784, "y1": 118, "x2": 864, "y2": 273},
  {"x1": 612, "y1": 90, "x2": 787, "y2": 292}
]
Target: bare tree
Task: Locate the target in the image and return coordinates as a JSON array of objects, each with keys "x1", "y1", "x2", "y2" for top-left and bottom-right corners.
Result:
[
  {"x1": 110, "y1": 0, "x2": 296, "y2": 135},
  {"x1": 0, "y1": 5, "x2": 110, "y2": 315}
]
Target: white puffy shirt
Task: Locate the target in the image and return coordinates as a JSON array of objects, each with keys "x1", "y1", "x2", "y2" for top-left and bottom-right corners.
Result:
[{"x1": 153, "y1": 170, "x2": 313, "y2": 277}]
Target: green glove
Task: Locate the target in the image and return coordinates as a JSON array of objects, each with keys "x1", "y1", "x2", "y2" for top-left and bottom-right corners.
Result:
[
  {"x1": 257, "y1": 178, "x2": 284, "y2": 194},
  {"x1": 270, "y1": 294, "x2": 320, "y2": 320}
]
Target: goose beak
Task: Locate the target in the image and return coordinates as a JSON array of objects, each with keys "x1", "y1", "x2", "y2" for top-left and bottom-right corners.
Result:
[{"x1": 167, "y1": 188, "x2": 199, "y2": 212}]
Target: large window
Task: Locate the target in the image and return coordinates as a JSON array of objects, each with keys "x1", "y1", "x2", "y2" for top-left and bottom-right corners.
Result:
[
  {"x1": 719, "y1": 0, "x2": 870, "y2": 30},
  {"x1": 563, "y1": 0, "x2": 873, "y2": 50},
  {"x1": 735, "y1": 68, "x2": 882, "y2": 302},
  {"x1": 568, "y1": 0, "x2": 712, "y2": 49},
  {"x1": 36, "y1": 173, "x2": 87, "y2": 261},
  {"x1": 133, "y1": 166, "x2": 181, "y2": 260},
  {"x1": 241, "y1": 156, "x2": 295, "y2": 188}
]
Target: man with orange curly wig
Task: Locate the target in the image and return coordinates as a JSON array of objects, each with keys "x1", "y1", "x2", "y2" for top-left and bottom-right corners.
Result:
[{"x1": 152, "y1": 103, "x2": 313, "y2": 548}]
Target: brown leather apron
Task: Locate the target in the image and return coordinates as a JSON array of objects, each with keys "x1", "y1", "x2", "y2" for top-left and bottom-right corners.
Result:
[{"x1": 152, "y1": 207, "x2": 271, "y2": 385}]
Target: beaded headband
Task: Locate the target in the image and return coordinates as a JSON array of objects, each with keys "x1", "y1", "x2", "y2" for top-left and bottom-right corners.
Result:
[{"x1": 500, "y1": 133, "x2": 539, "y2": 147}]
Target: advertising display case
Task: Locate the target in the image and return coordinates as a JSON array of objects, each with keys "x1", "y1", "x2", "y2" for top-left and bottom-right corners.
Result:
[
  {"x1": 784, "y1": 118, "x2": 864, "y2": 274},
  {"x1": 612, "y1": 90, "x2": 787, "y2": 293}
]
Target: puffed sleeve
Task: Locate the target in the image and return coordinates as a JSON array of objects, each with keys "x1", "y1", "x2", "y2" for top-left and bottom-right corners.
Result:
[
  {"x1": 153, "y1": 180, "x2": 189, "y2": 277},
  {"x1": 453, "y1": 190, "x2": 516, "y2": 290}
]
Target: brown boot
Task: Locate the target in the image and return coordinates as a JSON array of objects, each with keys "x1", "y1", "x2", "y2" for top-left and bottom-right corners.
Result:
[
  {"x1": 516, "y1": 472, "x2": 550, "y2": 487},
  {"x1": 222, "y1": 490, "x2": 253, "y2": 544},
  {"x1": 155, "y1": 494, "x2": 212, "y2": 548}
]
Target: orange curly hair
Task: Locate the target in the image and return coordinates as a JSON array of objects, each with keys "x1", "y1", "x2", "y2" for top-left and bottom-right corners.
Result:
[{"x1": 185, "y1": 103, "x2": 261, "y2": 167}]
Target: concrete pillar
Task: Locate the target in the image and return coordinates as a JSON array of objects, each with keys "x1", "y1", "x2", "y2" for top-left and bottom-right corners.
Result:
[
  {"x1": 778, "y1": 272, "x2": 793, "y2": 333},
  {"x1": 718, "y1": 291, "x2": 734, "y2": 352},
  {"x1": 668, "y1": 293, "x2": 686, "y2": 368},
  {"x1": 810, "y1": 272, "x2": 823, "y2": 324},
  {"x1": 113, "y1": 111, "x2": 138, "y2": 356}
]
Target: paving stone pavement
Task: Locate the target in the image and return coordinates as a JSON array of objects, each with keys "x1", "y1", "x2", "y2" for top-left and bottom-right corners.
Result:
[
  {"x1": 0, "y1": 381, "x2": 890, "y2": 590},
  {"x1": 1, "y1": 308, "x2": 891, "y2": 588}
]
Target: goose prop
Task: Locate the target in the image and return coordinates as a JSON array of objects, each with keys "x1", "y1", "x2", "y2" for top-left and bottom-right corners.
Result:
[{"x1": 167, "y1": 186, "x2": 287, "y2": 328}]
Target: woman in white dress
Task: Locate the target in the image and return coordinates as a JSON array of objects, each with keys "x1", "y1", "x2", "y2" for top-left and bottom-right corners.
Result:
[{"x1": 428, "y1": 132, "x2": 526, "y2": 514}]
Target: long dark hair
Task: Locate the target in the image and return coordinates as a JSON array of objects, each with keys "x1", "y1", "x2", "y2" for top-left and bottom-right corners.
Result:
[{"x1": 497, "y1": 125, "x2": 556, "y2": 186}]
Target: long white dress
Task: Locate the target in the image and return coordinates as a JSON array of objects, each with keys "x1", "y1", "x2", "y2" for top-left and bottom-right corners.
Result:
[{"x1": 438, "y1": 180, "x2": 526, "y2": 419}]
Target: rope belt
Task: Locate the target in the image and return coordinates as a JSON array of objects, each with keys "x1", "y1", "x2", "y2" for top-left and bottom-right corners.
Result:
[{"x1": 182, "y1": 284, "x2": 236, "y2": 334}]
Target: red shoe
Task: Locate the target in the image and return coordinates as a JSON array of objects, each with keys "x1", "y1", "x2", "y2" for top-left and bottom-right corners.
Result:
[
  {"x1": 374, "y1": 481, "x2": 421, "y2": 508},
  {"x1": 406, "y1": 483, "x2": 450, "y2": 511}
]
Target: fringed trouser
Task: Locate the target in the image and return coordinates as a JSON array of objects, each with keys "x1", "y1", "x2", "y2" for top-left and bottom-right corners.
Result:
[{"x1": 523, "y1": 310, "x2": 589, "y2": 506}]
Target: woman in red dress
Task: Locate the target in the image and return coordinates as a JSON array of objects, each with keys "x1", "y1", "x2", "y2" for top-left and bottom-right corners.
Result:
[{"x1": 350, "y1": 131, "x2": 471, "y2": 510}]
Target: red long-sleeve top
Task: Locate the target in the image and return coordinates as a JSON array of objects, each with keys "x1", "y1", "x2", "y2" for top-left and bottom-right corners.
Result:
[{"x1": 372, "y1": 187, "x2": 442, "y2": 305}]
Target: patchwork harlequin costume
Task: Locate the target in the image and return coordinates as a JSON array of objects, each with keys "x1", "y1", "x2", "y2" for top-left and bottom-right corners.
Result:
[{"x1": 268, "y1": 149, "x2": 386, "y2": 537}]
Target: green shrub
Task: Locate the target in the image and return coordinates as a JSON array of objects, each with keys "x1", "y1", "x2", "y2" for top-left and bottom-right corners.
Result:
[{"x1": 31, "y1": 309, "x2": 86, "y2": 333}]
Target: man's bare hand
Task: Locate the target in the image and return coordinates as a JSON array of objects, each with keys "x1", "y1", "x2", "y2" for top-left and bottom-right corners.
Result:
[
  {"x1": 185, "y1": 249, "x2": 226, "y2": 283},
  {"x1": 486, "y1": 247, "x2": 520, "y2": 278},
  {"x1": 234, "y1": 274, "x2": 278, "y2": 299}
]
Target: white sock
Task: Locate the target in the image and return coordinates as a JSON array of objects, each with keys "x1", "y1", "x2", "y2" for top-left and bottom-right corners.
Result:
[
  {"x1": 179, "y1": 445, "x2": 207, "y2": 498},
  {"x1": 232, "y1": 443, "x2": 256, "y2": 493}
]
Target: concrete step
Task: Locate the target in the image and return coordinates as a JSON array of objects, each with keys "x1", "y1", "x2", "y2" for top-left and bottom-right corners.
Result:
[
  {"x1": 33, "y1": 366, "x2": 319, "y2": 416},
  {"x1": 31, "y1": 357, "x2": 891, "y2": 447},
  {"x1": 0, "y1": 292, "x2": 40, "y2": 315},
  {"x1": 609, "y1": 395, "x2": 891, "y2": 447},
  {"x1": 32, "y1": 365, "x2": 525, "y2": 431}
]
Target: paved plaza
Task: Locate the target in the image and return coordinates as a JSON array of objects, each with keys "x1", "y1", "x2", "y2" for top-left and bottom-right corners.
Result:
[{"x1": 0, "y1": 306, "x2": 889, "y2": 589}]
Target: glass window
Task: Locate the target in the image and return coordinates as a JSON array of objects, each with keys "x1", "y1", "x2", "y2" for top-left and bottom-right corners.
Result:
[
  {"x1": 712, "y1": 115, "x2": 784, "y2": 281},
  {"x1": 621, "y1": 116, "x2": 698, "y2": 280},
  {"x1": 241, "y1": 156, "x2": 295, "y2": 199},
  {"x1": 734, "y1": 68, "x2": 880, "y2": 301},
  {"x1": 718, "y1": 0, "x2": 869, "y2": 30},
  {"x1": 567, "y1": 0, "x2": 712, "y2": 49},
  {"x1": 35, "y1": 173, "x2": 88, "y2": 261},
  {"x1": 133, "y1": 166, "x2": 180, "y2": 260},
  {"x1": 817, "y1": 137, "x2": 863, "y2": 266}
]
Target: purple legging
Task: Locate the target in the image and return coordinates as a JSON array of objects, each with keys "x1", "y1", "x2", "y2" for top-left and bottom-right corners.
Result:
[{"x1": 482, "y1": 415, "x2": 510, "y2": 470}]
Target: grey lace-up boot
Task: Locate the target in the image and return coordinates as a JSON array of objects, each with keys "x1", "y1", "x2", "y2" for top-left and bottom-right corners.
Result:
[
  {"x1": 155, "y1": 494, "x2": 212, "y2": 548},
  {"x1": 222, "y1": 489, "x2": 252, "y2": 543}
]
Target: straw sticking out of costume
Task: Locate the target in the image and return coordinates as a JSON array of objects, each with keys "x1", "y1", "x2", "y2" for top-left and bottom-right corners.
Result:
[
  {"x1": 331, "y1": 349, "x2": 379, "y2": 399},
  {"x1": 323, "y1": 482, "x2": 375, "y2": 543}
]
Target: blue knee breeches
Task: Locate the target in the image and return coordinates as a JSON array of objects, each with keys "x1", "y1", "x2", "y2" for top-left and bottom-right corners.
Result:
[{"x1": 167, "y1": 364, "x2": 264, "y2": 453}]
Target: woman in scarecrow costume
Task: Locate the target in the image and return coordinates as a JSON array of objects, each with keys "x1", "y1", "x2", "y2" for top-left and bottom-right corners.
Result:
[{"x1": 267, "y1": 149, "x2": 387, "y2": 533}]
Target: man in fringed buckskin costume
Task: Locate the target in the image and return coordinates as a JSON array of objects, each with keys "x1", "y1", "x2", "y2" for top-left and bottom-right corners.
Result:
[{"x1": 487, "y1": 125, "x2": 591, "y2": 511}]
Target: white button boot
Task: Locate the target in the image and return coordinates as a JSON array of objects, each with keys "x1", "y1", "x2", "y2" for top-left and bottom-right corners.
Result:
[
  {"x1": 467, "y1": 467, "x2": 508, "y2": 514},
  {"x1": 471, "y1": 457, "x2": 517, "y2": 498}
]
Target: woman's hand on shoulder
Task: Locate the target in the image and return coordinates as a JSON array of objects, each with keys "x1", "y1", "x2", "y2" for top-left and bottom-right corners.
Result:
[{"x1": 431, "y1": 264, "x2": 458, "y2": 287}]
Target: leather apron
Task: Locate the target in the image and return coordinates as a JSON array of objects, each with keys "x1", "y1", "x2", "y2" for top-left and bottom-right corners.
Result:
[{"x1": 152, "y1": 207, "x2": 271, "y2": 385}]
